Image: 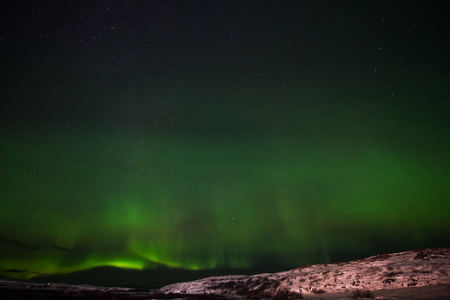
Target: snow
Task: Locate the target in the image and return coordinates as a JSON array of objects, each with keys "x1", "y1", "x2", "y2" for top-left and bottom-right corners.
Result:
[
  {"x1": 1, "y1": 248, "x2": 448, "y2": 299},
  {"x1": 158, "y1": 248, "x2": 450, "y2": 298}
]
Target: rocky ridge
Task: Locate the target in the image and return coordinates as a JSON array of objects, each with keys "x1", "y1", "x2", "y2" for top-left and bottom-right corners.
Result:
[{"x1": 158, "y1": 248, "x2": 450, "y2": 298}]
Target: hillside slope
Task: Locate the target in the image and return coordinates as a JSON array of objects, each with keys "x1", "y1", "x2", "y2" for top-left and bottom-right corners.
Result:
[{"x1": 158, "y1": 248, "x2": 450, "y2": 298}]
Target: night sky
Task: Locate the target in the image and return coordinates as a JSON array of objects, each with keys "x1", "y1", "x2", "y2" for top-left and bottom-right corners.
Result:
[{"x1": 1, "y1": 0, "x2": 449, "y2": 288}]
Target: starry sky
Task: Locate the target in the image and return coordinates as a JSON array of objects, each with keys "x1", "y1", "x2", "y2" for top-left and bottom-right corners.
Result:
[{"x1": 1, "y1": 0, "x2": 449, "y2": 288}]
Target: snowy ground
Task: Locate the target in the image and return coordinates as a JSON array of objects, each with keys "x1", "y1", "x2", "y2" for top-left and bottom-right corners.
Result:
[
  {"x1": 1, "y1": 248, "x2": 449, "y2": 299},
  {"x1": 159, "y1": 248, "x2": 450, "y2": 299}
]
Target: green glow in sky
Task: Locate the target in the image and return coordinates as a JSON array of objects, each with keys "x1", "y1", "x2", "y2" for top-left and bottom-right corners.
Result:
[{"x1": 1, "y1": 129, "x2": 448, "y2": 282}]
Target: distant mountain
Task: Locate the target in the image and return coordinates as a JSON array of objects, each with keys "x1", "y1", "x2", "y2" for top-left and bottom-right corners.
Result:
[{"x1": 158, "y1": 248, "x2": 450, "y2": 299}]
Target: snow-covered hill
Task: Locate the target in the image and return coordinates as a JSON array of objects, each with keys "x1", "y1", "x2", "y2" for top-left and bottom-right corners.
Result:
[
  {"x1": 1, "y1": 248, "x2": 448, "y2": 299},
  {"x1": 158, "y1": 248, "x2": 450, "y2": 298}
]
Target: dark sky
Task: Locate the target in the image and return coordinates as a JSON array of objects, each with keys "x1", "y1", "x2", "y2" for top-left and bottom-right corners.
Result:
[{"x1": 1, "y1": 0, "x2": 449, "y2": 288}]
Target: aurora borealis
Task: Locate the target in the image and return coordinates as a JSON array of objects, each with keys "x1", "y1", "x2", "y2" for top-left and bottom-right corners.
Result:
[{"x1": 1, "y1": 1, "x2": 449, "y2": 288}]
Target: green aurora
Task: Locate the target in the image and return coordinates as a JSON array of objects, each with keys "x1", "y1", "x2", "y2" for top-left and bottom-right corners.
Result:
[
  {"x1": 1, "y1": 124, "x2": 448, "y2": 281},
  {"x1": 0, "y1": 0, "x2": 449, "y2": 288}
]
